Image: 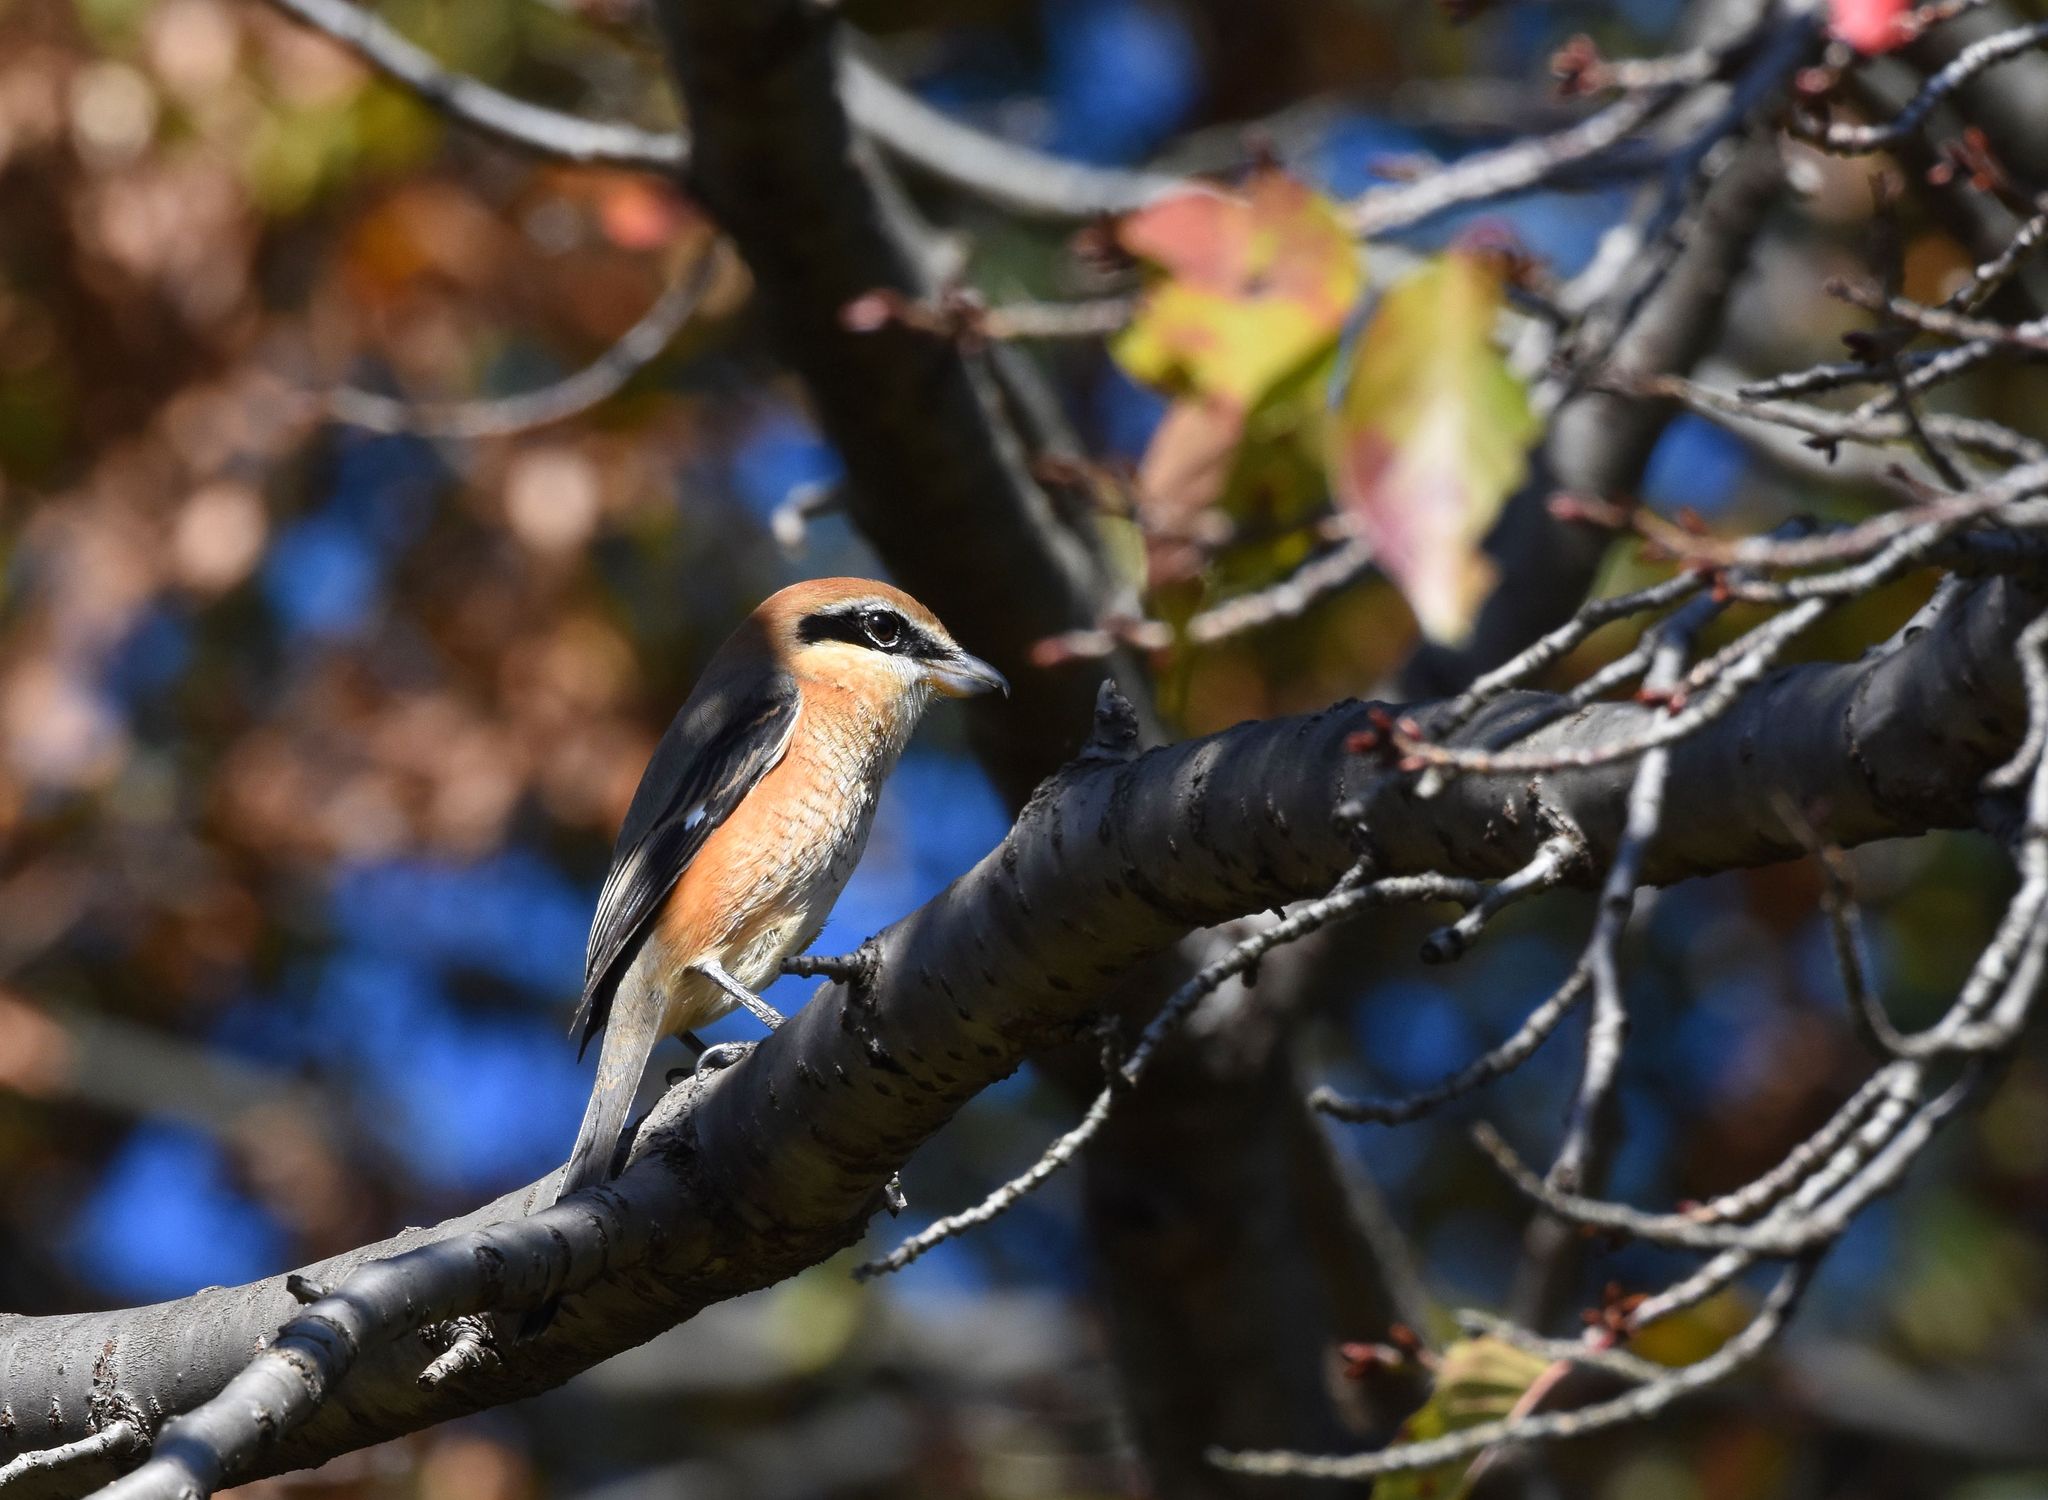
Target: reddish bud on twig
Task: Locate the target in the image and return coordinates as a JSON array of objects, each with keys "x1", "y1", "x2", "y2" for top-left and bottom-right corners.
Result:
[
  {"x1": 841, "y1": 287, "x2": 994, "y2": 347},
  {"x1": 1581, "y1": 1283, "x2": 1649, "y2": 1337},
  {"x1": 841, "y1": 289, "x2": 915, "y2": 333},
  {"x1": 1794, "y1": 64, "x2": 1841, "y2": 100},
  {"x1": 1347, "y1": 707, "x2": 1427, "y2": 767},
  {"x1": 1548, "y1": 492, "x2": 1631, "y2": 529},
  {"x1": 1338, "y1": 1341, "x2": 1397, "y2": 1380},
  {"x1": 1928, "y1": 128, "x2": 2011, "y2": 199},
  {"x1": 1552, "y1": 34, "x2": 1604, "y2": 97}
]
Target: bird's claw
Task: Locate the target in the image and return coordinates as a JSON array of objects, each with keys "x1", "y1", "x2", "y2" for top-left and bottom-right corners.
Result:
[{"x1": 696, "y1": 1040, "x2": 757, "y2": 1074}]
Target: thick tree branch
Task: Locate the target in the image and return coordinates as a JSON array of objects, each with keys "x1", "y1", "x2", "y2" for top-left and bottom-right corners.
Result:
[{"x1": 0, "y1": 570, "x2": 2034, "y2": 1496}]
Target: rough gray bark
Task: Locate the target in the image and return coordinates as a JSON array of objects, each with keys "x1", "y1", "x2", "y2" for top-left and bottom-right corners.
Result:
[{"x1": 0, "y1": 570, "x2": 2033, "y2": 1497}]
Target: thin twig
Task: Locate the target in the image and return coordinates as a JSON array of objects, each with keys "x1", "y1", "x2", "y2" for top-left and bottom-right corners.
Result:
[
  {"x1": 1429, "y1": 574, "x2": 1704, "y2": 743},
  {"x1": 1350, "y1": 87, "x2": 1677, "y2": 237},
  {"x1": 0, "y1": 1424, "x2": 147, "y2": 1491},
  {"x1": 1473, "y1": 1067, "x2": 1980, "y2": 1256},
  {"x1": 1831, "y1": 281, "x2": 2048, "y2": 354},
  {"x1": 839, "y1": 52, "x2": 1176, "y2": 218},
  {"x1": 1985, "y1": 610, "x2": 2048, "y2": 789},
  {"x1": 1312, "y1": 967, "x2": 1592, "y2": 1126},
  {"x1": 1943, "y1": 204, "x2": 2048, "y2": 313},
  {"x1": 1035, "y1": 533, "x2": 1379, "y2": 662},
  {"x1": 1453, "y1": 1308, "x2": 1666, "y2": 1386},
  {"x1": 1630, "y1": 372, "x2": 2048, "y2": 465},
  {"x1": 1681, "y1": 1068, "x2": 1904, "y2": 1225},
  {"x1": 1795, "y1": 19, "x2": 2048, "y2": 152},
  {"x1": 1210, "y1": 1265, "x2": 1812, "y2": 1480},
  {"x1": 1420, "y1": 832, "x2": 1585, "y2": 964},
  {"x1": 327, "y1": 249, "x2": 720, "y2": 439},
  {"x1": 856, "y1": 870, "x2": 1480, "y2": 1279},
  {"x1": 418, "y1": 1315, "x2": 500, "y2": 1389},
  {"x1": 1396, "y1": 598, "x2": 1831, "y2": 779}
]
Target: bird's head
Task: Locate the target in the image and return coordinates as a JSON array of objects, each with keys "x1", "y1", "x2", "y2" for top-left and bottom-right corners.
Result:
[{"x1": 757, "y1": 578, "x2": 1009, "y2": 705}]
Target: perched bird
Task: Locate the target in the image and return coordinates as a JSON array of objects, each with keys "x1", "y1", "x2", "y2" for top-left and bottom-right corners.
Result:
[{"x1": 549, "y1": 578, "x2": 1007, "y2": 1208}]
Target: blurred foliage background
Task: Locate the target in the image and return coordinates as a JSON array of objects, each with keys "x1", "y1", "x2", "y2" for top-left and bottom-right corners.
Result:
[{"x1": 4, "y1": 0, "x2": 2048, "y2": 1494}]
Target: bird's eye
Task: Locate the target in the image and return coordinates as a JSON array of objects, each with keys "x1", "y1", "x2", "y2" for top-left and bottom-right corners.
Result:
[{"x1": 860, "y1": 609, "x2": 904, "y2": 649}]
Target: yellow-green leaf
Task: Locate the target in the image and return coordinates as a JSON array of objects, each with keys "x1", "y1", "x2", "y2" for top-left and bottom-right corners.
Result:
[
  {"x1": 1328, "y1": 250, "x2": 1537, "y2": 645},
  {"x1": 1112, "y1": 170, "x2": 1361, "y2": 409},
  {"x1": 1375, "y1": 1336, "x2": 1554, "y2": 1500}
]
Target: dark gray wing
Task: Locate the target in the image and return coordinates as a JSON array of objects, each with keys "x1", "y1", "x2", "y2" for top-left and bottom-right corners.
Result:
[{"x1": 571, "y1": 669, "x2": 799, "y2": 1058}]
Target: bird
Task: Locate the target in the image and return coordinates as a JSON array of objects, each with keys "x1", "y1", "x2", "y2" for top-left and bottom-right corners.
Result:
[{"x1": 548, "y1": 577, "x2": 1007, "y2": 1211}]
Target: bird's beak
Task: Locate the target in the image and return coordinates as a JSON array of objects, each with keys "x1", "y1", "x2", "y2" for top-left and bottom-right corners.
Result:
[{"x1": 927, "y1": 648, "x2": 1010, "y2": 698}]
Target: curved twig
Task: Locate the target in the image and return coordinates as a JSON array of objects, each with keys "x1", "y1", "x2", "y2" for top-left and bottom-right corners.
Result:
[{"x1": 326, "y1": 247, "x2": 722, "y2": 439}]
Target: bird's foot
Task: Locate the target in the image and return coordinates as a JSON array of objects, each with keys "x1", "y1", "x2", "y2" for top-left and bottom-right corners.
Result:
[
  {"x1": 696, "y1": 1040, "x2": 757, "y2": 1074},
  {"x1": 668, "y1": 1033, "x2": 711, "y2": 1086},
  {"x1": 693, "y1": 960, "x2": 786, "y2": 1031}
]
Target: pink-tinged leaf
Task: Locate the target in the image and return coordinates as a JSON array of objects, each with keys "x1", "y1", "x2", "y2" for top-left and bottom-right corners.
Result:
[
  {"x1": 1829, "y1": 0, "x2": 1913, "y2": 54},
  {"x1": 1116, "y1": 189, "x2": 1256, "y2": 295},
  {"x1": 1111, "y1": 170, "x2": 1362, "y2": 552},
  {"x1": 1112, "y1": 169, "x2": 1361, "y2": 408},
  {"x1": 1329, "y1": 251, "x2": 1536, "y2": 645}
]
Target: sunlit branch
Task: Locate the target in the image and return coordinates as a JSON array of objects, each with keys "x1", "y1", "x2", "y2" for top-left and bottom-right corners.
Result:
[
  {"x1": 1680, "y1": 1068, "x2": 1904, "y2": 1225},
  {"x1": 1311, "y1": 967, "x2": 1593, "y2": 1126},
  {"x1": 1472, "y1": 1067, "x2": 1982, "y2": 1256},
  {"x1": 1795, "y1": 18, "x2": 2048, "y2": 152},
  {"x1": 1033, "y1": 531, "x2": 1378, "y2": 663},
  {"x1": 261, "y1": 0, "x2": 688, "y2": 169},
  {"x1": 0, "y1": 1428, "x2": 146, "y2": 1495},
  {"x1": 1628, "y1": 371, "x2": 2048, "y2": 465},
  {"x1": 1211, "y1": 1265, "x2": 1813, "y2": 1481},
  {"x1": 1419, "y1": 832, "x2": 1585, "y2": 964},
  {"x1": 838, "y1": 51, "x2": 1178, "y2": 218},
  {"x1": 1831, "y1": 280, "x2": 2048, "y2": 354},
  {"x1": 855, "y1": 867, "x2": 1480, "y2": 1279}
]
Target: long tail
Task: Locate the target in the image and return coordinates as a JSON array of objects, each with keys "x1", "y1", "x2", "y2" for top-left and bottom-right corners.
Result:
[
  {"x1": 524, "y1": 955, "x2": 666, "y2": 1338},
  {"x1": 556, "y1": 955, "x2": 668, "y2": 1207}
]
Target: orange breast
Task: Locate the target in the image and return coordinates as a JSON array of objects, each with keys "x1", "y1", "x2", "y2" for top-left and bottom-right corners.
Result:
[{"x1": 653, "y1": 675, "x2": 920, "y2": 1005}]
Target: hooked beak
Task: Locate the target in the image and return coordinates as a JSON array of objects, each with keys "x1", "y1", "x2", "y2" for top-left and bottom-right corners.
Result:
[{"x1": 926, "y1": 648, "x2": 1010, "y2": 699}]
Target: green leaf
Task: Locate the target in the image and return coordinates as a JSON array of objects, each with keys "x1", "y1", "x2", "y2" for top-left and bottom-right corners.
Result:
[
  {"x1": 1329, "y1": 250, "x2": 1537, "y2": 645},
  {"x1": 1109, "y1": 171, "x2": 1362, "y2": 577},
  {"x1": 1375, "y1": 1337, "x2": 1553, "y2": 1500},
  {"x1": 1112, "y1": 170, "x2": 1361, "y2": 409}
]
